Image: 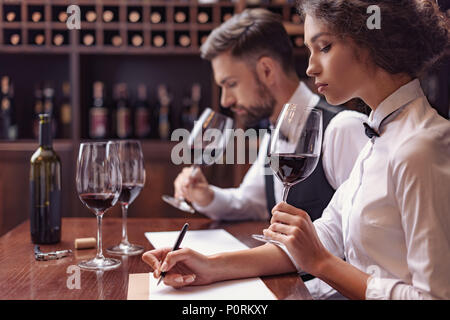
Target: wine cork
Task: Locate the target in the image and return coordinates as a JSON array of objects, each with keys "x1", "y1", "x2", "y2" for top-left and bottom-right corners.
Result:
[{"x1": 74, "y1": 237, "x2": 96, "y2": 250}]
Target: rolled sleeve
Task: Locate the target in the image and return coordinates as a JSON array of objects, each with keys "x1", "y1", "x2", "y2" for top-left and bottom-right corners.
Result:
[{"x1": 365, "y1": 276, "x2": 403, "y2": 300}]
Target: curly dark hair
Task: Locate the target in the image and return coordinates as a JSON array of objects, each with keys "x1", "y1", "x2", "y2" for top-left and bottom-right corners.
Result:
[{"x1": 297, "y1": 0, "x2": 449, "y2": 78}]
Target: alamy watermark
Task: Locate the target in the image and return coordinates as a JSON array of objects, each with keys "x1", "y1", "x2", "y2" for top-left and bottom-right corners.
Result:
[
  {"x1": 169, "y1": 127, "x2": 275, "y2": 176},
  {"x1": 66, "y1": 5, "x2": 81, "y2": 30},
  {"x1": 66, "y1": 265, "x2": 81, "y2": 289},
  {"x1": 367, "y1": 5, "x2": 381, "y2": 30}
]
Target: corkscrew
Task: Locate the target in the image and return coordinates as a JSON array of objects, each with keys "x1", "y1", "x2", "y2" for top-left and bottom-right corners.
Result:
[{"x1": 34, "y1": 245, "x2": 72, "y2": 261}]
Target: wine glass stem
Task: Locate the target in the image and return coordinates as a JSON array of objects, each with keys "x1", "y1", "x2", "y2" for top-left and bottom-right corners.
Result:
[
  {"x1": 96, "y1": 213, "x2": 104, "y2": 260},
  {"x1": 190, "y1": 164, "x2": 199, "y2": 178},
  {"x1": 282, "y1": 185, "x2": 290, "y2": 203},
  {"x1": 121, "y1": 203, "x2": 130, "y2": 246}
]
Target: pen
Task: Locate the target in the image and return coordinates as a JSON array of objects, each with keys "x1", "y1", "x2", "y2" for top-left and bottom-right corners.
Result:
[{"x1": 157, "y1": 222, "x2": 189, "y2": 286}]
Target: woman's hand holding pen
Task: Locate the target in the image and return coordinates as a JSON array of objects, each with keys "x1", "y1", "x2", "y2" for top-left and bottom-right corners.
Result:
[
  {"x1": 174, "y1": 167, "x2": 214, "y2": 207},
  {"x1": 263, "y1": 202, "x2": 332, "y2": 277},
  {"x1": 142, "y1": 247, "x2": 214, "y2": 288}
]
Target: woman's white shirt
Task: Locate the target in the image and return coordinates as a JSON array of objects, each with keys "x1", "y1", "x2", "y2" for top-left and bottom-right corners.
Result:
[{"x1": 314, "y1": 79, "x2": 450, "y2": 299}]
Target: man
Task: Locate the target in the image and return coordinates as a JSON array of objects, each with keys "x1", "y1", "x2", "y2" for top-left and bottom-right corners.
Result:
[{"x1": 173, "y1": 8, "x2": 368, "y2": 221}]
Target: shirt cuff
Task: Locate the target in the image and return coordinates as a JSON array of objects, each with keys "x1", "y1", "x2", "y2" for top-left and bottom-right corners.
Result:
[
  {"x1": 365, "y1": 276, "x2": 403, "y2": 300},
  {"x1": 192, "y1": 185, "x2": 229, "y2": 220}
]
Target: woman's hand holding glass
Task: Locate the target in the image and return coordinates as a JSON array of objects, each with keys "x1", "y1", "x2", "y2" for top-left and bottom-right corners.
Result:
[{"x1": 264, "y1": 201, "x2": 331, "y2": 276}]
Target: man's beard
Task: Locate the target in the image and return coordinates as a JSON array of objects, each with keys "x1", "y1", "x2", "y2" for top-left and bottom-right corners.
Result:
[{"x1": 237, "y1": 78, "x2": 276, "y2": 127}]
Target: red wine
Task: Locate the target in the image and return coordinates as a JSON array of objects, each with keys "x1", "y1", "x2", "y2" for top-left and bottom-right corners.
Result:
[
  {"x1": 118, "y1": 184, "x2": 143, "y2": 205},
  {"x1": 79, "y1": 193, "x2": 116, "y2": 213},
  {"x1": 270, "y1": 153, "x2": 319, "y2": 185}
]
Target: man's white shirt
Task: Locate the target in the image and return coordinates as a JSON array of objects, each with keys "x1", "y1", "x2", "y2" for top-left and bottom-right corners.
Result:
[{"x1": 193, "y1": 82, "x2": 369, "y2": 220}]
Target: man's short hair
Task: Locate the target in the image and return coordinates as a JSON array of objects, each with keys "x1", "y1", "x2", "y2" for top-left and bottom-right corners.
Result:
[{"x1": 200, "y1": 8, "x2": 295, "y2": 74}]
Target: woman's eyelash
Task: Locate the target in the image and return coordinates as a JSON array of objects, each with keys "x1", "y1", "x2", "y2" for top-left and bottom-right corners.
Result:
[{"x1": 320, "y1": 44, "x2": 331, "y2": 52}]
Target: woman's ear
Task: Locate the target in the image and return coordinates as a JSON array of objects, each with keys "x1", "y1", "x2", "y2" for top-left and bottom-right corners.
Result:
[{"x1": 255, "y1": 56, "x2": 277, "y2": 86}]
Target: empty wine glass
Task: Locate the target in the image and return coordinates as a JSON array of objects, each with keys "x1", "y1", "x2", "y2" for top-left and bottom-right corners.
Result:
[
  {"x1": 76, "y1": 141, "x2": 122, "y2": 271},
  {"x1": 252, "y1": 103, "x2": 323, "y2": 244},
  {"x1": 107, "y1": 140, "x2": 146, "y2": 256},
  {"x1": 162, "y1": 107, "x2": 234, "y2": 213}
]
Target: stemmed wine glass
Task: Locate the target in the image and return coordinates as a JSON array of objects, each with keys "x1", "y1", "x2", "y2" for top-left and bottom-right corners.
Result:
[
  {"x1": 252, "y1": 103, "x2": 323, "y2": 244},
  {"x1": 76, "y1": 141, "x2": 122, "y2": 271},
  {"x1": 162, "y1": 107, "x2": 234, "y2": 213},
  {"x1": 106, "y1": 140, "x2": 146, "y2": 256}
]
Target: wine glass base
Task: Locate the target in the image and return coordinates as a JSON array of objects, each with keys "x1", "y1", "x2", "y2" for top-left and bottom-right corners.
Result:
[
  {"x1": 106, "y1": 243, "x2": 144, "y2": 256},
  {"x1": 78, "y1": 257, "x2": 121, "y2": 271},
  {"x1": 162, "y1": 195, "x2": 195, "y2": 214}
]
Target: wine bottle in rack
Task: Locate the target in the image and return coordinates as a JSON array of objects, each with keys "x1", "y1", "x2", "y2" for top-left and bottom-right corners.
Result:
[
  {"x1": 58, "y1": 11, "x2": 68, "y2": 23},
  {"x1": 111, "y1": 35, "x2": 123, "y2": 47},
  {"x1": 9, "y1": 33, "x2": 21, "y2": 46},
  {"x1": 174, "y1": 10, "x2": 187, "y2": 23},
  {"x1": 181, "y1": 83, "x2": 202, "y2": 131},
  {"x1": 5, "y1": 11, "x2": 17, "y2": 22},
  {"x1": 178, "y1": 34, "x2": 191, "y2": 47},
  {"x1": 197, "y1": 11, "x2": 210, "y2": 24},
  {"x1": 134, "y1": 84, "x2": 151, "y2": 139},
  {"x1": 0, "y1": 76, "x2": 13, "y2": 139},
  {"x1": 152, "y1": 34, "x2": 165, "y2": 48},
  {"x1": 114, "y1": 83, "x2": 132, "y2": 139},
  {"x1": 53, "y1": 33, "x2": 65, "y2": 46},
  {"x1": 34, "y1": 33, "x2": 45, "y2": 46},
  {"x1": 33, "y1": 85, "x2": 44, "y2": 139},
  {"x1": 59, "y1": 82, "x2": 71, "y2": 139},
  {"x1": 130, "y1": 34, "x2": 143, "y2": 47},
  {"x1": 150, "y1": 11, "x2": 162, "y2": 24},
  {"x1": 30, "y1": 113, "x2": 62, "y2": 244},
  {"x1": 43, "y1": 84, "x2": 57, "y2": 138},
  {"x1": 156, "y1": 84, "x2": 172, "y2": 140},
  {"x1": 31, "y1": 10, "x2": 43, "y2": 23},
  {"x1": 292, "y1": 35, "x2": 304, "y2": 48},
  {"x1": 89, "y1": 81, "x2": 109, "y2": 139},
  {"x1": 85, "y1": 9, "x2": 97, "y2": 22},
  {"x1": 103, "y1": 9, "x2": 115, "y2": 23},
  {"x1": 82, "y1": 33, "x2": 95, "y2": 46},
  {"x1": 128, "y1": 10, "x2": 141, "y2": 23}
]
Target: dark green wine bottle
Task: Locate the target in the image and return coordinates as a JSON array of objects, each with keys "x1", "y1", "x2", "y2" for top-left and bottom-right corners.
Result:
[{"x1": 30, "y1": 114, "x2": 62, "y2": 244}]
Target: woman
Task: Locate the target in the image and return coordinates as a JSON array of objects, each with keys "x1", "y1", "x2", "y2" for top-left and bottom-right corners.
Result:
[{"x1": 142, "y1": 0, "x2": 450, "y2": 299}]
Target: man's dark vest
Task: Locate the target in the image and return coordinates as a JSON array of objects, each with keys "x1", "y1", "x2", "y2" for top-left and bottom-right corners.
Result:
[{"x1": 264, "y1": 98, "x2": 345, "y2": 221}]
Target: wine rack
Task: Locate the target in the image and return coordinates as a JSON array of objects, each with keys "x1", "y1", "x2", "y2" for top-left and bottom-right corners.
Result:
[
  {"x1": 0, "y1": 0, "x2": 306, "y2": 53},
  {"x1": 0, "y1": 0, "x2": 308, "y2": 234}
]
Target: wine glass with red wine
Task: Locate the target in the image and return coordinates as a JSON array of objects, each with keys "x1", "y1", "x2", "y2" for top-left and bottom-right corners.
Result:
[
  {"x1": 76, "y1": 141, "x2": 122, "y2": 271},
  {"x1": 252, "y1": 103, "x2": 323, "y2": 244},
  {"x1": 106, "y1": 140, "x2": 146, "y2": 256},
  {"x1": 162, "y1": 108, "x2": 234, "y2": 213}
]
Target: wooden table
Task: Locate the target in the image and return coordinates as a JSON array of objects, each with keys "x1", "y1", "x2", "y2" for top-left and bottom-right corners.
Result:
[{"x1": 0, "y1": 217, "x2": 312, "y2": 300}]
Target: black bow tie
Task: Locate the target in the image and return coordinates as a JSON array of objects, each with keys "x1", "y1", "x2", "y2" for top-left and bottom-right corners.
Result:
[{"x1": 363, "y1": 122, "x2": 380, "y2": 138}]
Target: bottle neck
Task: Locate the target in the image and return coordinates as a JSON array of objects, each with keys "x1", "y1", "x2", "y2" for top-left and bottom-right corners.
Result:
[{"x1": 39, "y1": 119, "x2": 52, "y2": 148}]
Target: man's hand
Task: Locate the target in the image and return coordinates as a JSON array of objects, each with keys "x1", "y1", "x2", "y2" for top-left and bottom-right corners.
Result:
[{"x1": 174, "y1": 167, "x2": 214, "y2": 207}]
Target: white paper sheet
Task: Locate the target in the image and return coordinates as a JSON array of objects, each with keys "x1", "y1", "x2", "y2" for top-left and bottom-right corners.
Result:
[
  {"x1": 144, "y1": 229, "x2": 276, "y2": 300},
  {"x1": 145, "y1": 229, "x2": 249, "y2": 255}
]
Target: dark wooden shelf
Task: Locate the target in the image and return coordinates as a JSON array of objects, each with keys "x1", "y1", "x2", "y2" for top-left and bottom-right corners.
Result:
[{"x1": 0, "y1": 0, "x2": 305, "y2": 233}]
